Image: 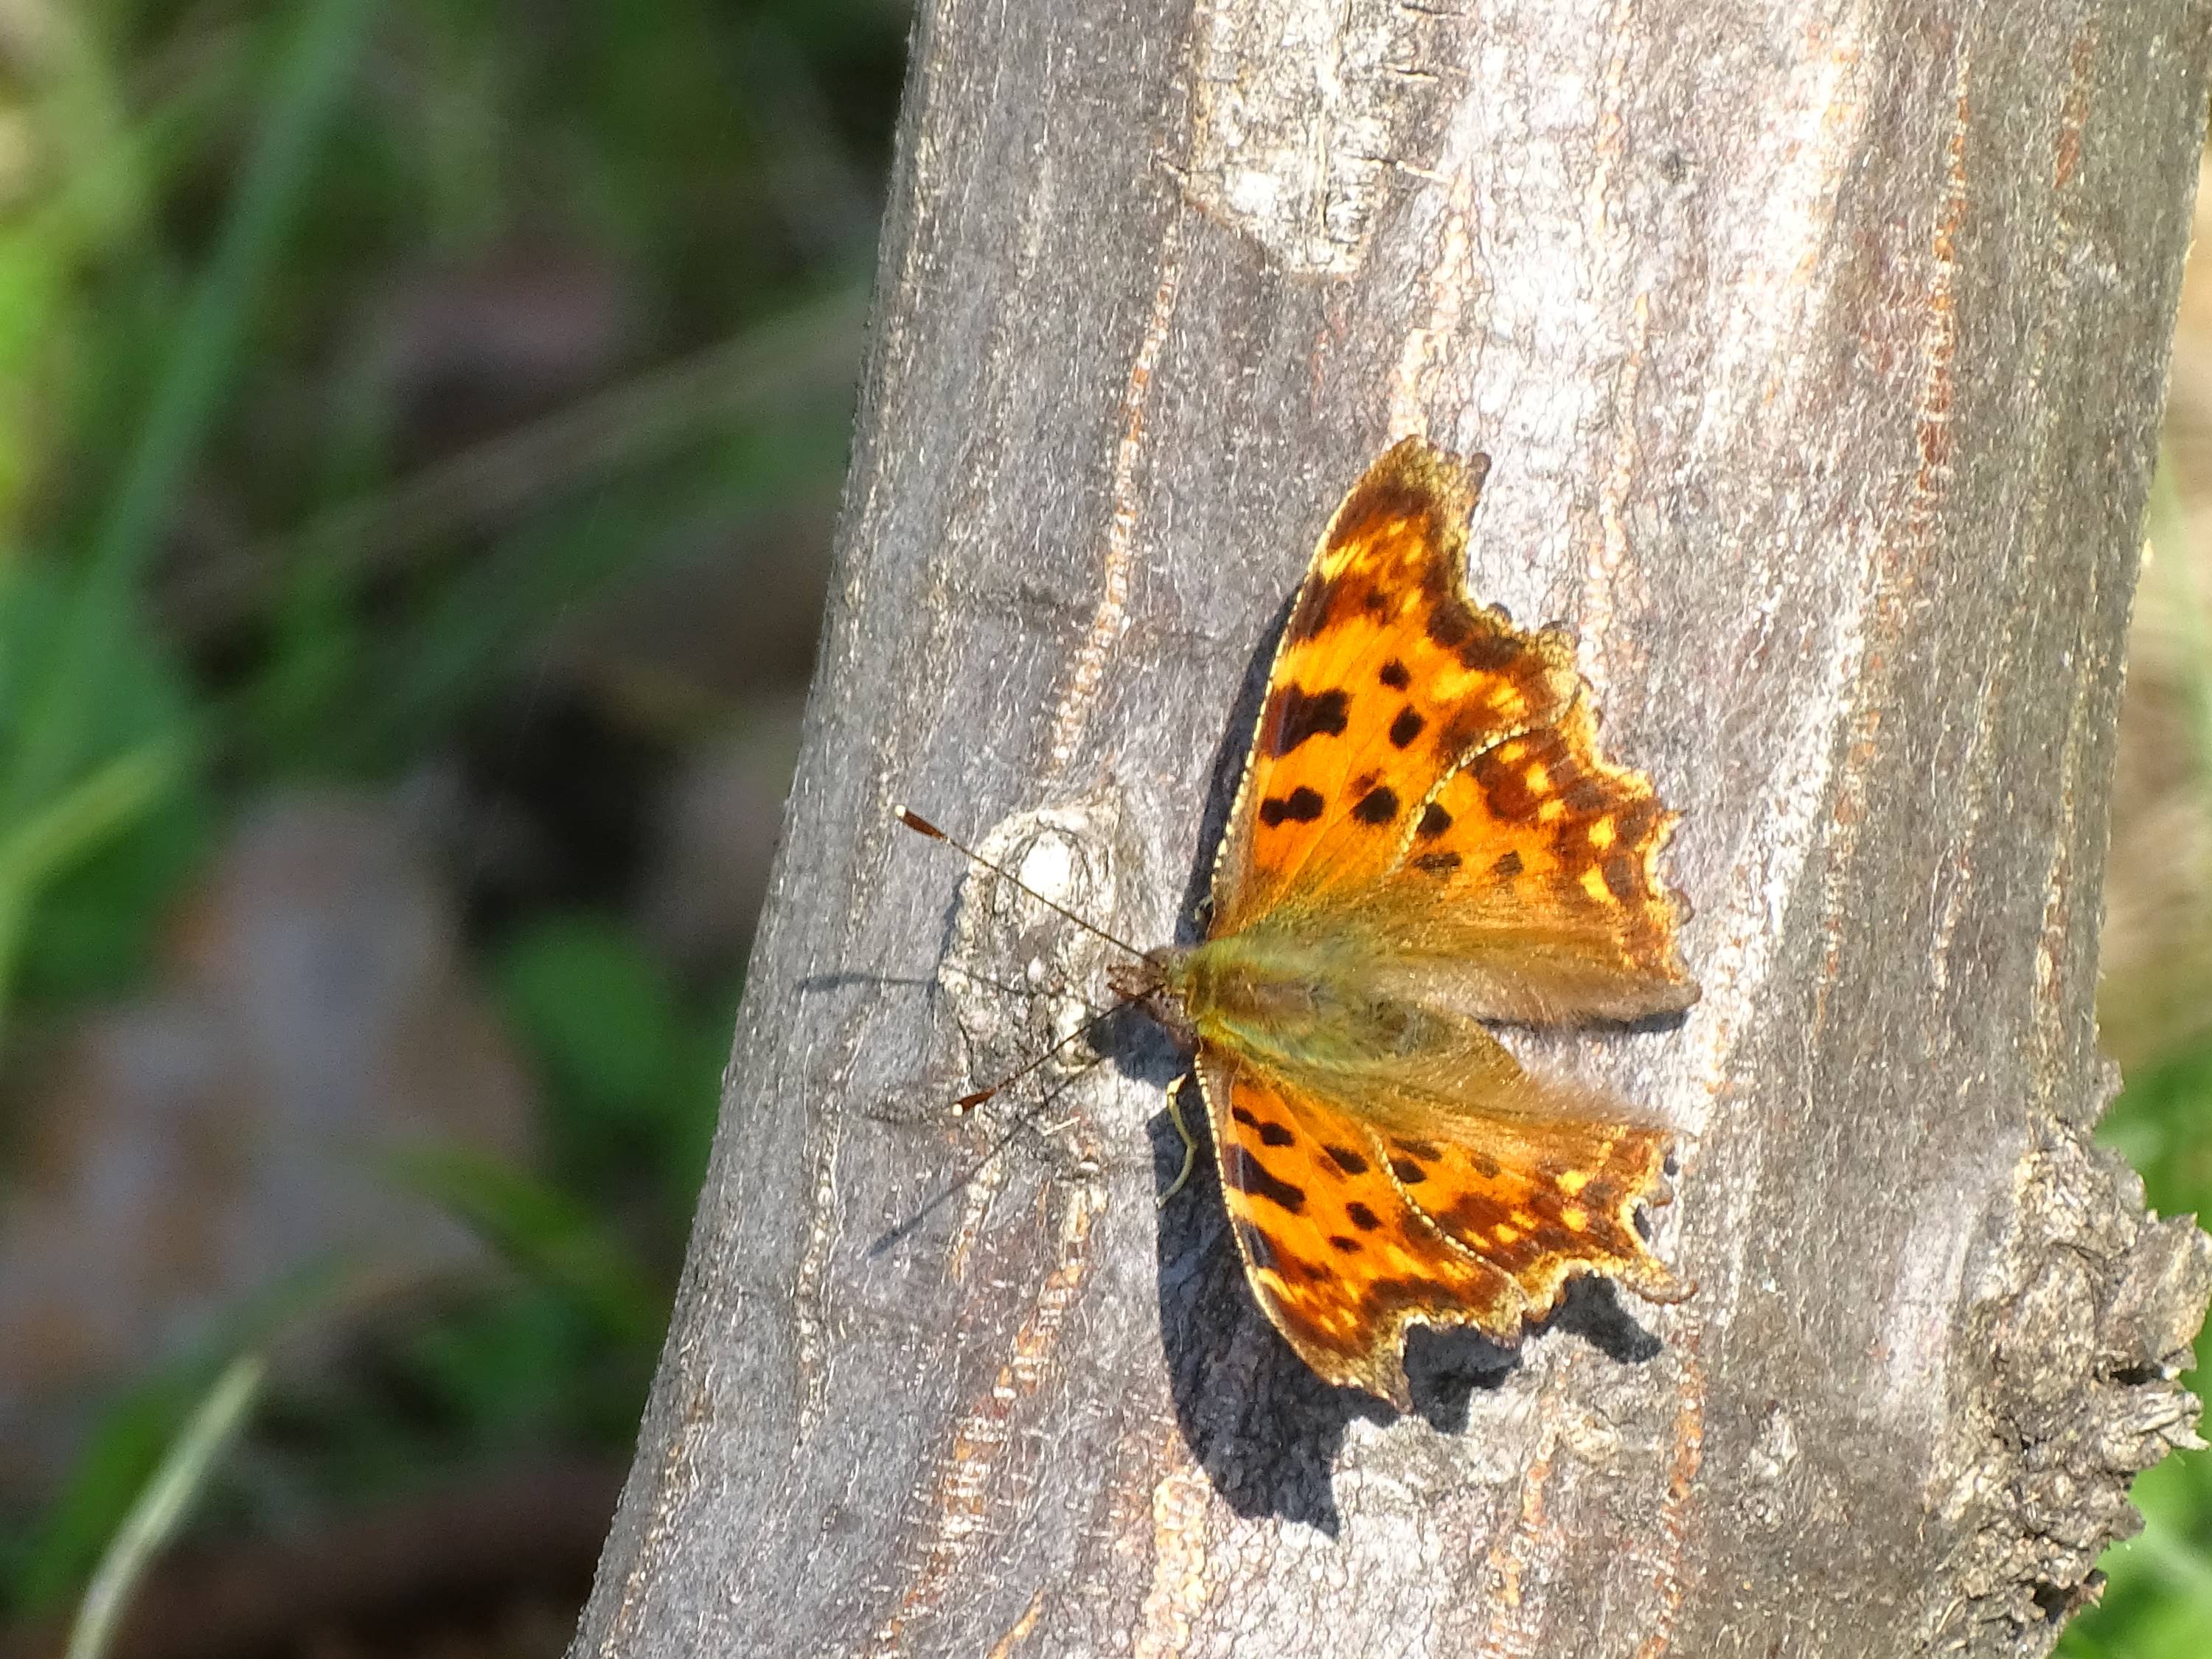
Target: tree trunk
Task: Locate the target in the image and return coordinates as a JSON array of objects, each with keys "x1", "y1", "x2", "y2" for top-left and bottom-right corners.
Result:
[{"x1": 570, "y1": 3, "x2": 2212, "y2": 1655}]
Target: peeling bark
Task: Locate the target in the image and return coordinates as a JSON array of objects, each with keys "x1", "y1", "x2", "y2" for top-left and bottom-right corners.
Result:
[{"x1": 571, "y1": 2, "x2": 2212, "y2": 1655}]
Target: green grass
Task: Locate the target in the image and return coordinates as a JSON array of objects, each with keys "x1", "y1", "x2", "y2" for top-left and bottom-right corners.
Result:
[{"x1": 63, "y1": 1353, "x2": 264, "y2": 1659}]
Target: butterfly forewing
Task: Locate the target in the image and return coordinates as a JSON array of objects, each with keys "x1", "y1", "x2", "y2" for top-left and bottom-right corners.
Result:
[{"x1": 1210, "y1": 438, "x2": 1578, "y2": 936}]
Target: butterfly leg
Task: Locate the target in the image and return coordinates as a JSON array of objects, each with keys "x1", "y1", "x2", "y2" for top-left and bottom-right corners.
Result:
[{"x1": 1158, "y1": 1072, "x2": 1198, "y2": 1208}]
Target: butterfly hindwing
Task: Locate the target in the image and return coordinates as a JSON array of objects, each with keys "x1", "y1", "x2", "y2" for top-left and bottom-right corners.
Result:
[
  {"x1": 1202, "y1": 1054, "x2": 1522, "y2": 1409},
  {"x1": 1369, "y1": 1113, "x2": 1687, "y2": 1316},
  {"x1": 1204, "y1": 1051, "x2": 1686, "y2": 1408},
  {"x1": 1380, "y1": 695, "x2": 1698, "y2": 1022}
]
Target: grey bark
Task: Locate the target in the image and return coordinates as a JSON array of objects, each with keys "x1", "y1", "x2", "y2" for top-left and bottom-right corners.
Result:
[{"x1": 570, "y1": 2, "x2": 2212, "y2": 1655}]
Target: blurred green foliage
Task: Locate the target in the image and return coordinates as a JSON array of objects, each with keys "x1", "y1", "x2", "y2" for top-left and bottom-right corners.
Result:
[
  {"x1": 0, "y1": 0, "x2": 903, "y2": 1630},
  {"x1": 2059, "y1": 448, "x2": 2212, "y2": 1654},
  {"x1": 2065, "y1": 1039, "x2": 2212, "y2": 1655},
  {"x1": 494, "y1": 912, "x2": 732, "y2": 1213}
]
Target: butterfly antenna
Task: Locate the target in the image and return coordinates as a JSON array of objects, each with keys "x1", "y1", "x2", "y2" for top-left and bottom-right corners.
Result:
[
  {"x1": 946, "y1": 992, "x2": 1132, "y2": 1113},
  {"x1": 894, "y1": 805, "x2": 1152, "y2": 963}
]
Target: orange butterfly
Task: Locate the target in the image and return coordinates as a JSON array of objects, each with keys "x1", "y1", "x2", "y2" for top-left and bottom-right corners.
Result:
[
  {"x1": 1133, "y1": 435, "x2": 1698, "y2": 1408},
  {"x1": 906, "y1": 436, "x2": 1698, "y2": 1410}
]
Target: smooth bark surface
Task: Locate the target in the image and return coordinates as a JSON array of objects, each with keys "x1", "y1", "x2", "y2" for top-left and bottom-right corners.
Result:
[{"x1": 571, "y1": 3, "x2": 2212, "y2": 1655}]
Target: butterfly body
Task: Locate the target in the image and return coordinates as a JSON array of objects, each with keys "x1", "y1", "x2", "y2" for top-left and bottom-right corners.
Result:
[
  {"x1": 1161, "y1": 436, "x2": 1699, "y2": 1408},
  {"x1": 1163, "y1": 927, "x2": 1530, "y2": 1119}
]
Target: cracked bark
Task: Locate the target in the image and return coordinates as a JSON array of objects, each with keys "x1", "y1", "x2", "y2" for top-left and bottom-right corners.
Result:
[{"x1": 569, "y1": 2, "x2": 2212, "y2": 1655}]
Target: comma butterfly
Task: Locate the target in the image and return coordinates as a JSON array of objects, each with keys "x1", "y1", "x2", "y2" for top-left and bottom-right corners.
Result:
[{"x1": 907, "y1": 436, "x2": 1698, "y2": 1409}]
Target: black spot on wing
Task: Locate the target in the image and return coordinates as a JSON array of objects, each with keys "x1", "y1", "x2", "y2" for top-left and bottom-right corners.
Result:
[
  {"x1": 1389, "y1": 1157, "x2": 1428, "y2": 1185},
  {"x1": 1229, "y1": 1105, "x2": 1295, "y2": 1148},
  {"x1": 1379, "y1": 659, "x2": 1412, "y2": 690},
  {"x1": 1329, "y1": 1234, "x2": 1363, "y2": 1255},
  {"x1": 1227, "y1": 1145, "x2": 1307, "y2": 1213},
  {"x1": 1411, "y1": 852, "x2": 1461, "y2": 874},
  {"x1": 1492, "y1": 849, "x2": 1523, "y2": 878},
  {"x1": 1324, "y1": 1144, "x2": 1370, "y2": 1175},
  {"x1": 1352, "y1": 785, "x2": 1399, "y2": 825},
  {"x1": 1388, "y1": 707, "x2": 1426, "y2": 748},
  {"x1": 1346, "y1": 1201, "x2": 1383, "y2": 1231},
  {"x1": 1416, "y1": 801, "x2": 1453, "y2": 838},
  {"x1": 1266, "y1": 685, "x2": 1351, "y2": 757},
  {"x1": 1259, "y1": 787, "x2": 1325, "y2": 827}
]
